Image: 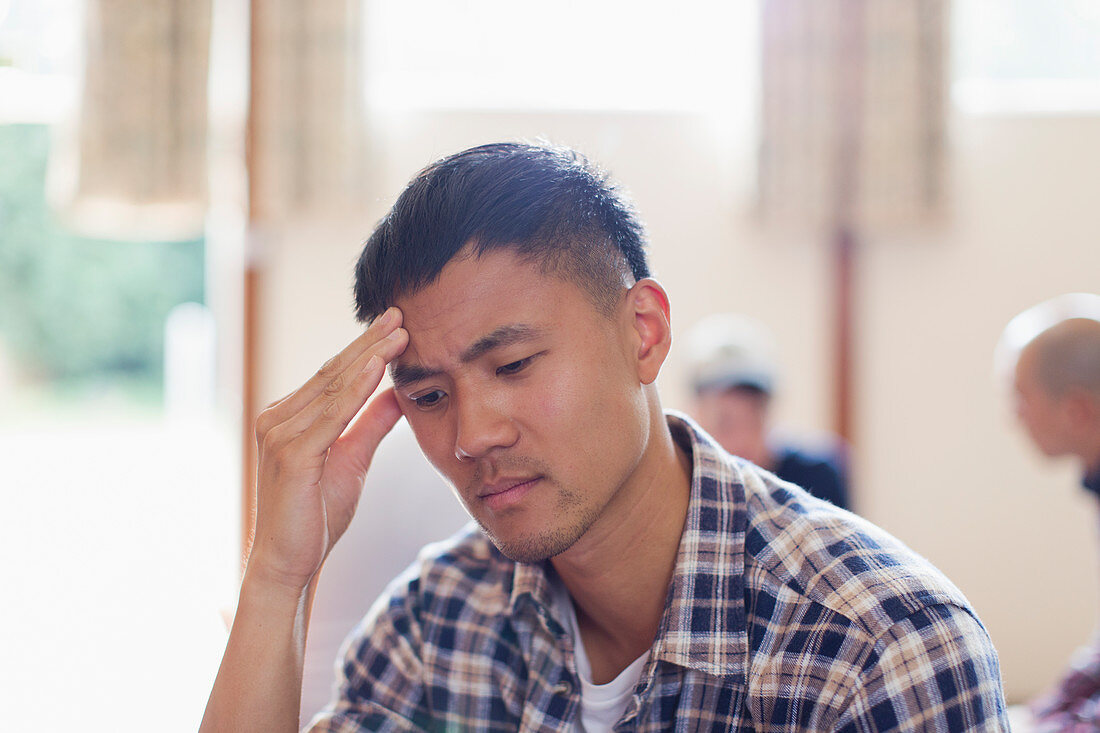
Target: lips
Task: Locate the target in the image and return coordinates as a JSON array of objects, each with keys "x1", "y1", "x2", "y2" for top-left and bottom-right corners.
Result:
[
  {"x1": 478, "y1": 476, "x2": 541, "y2": 498},
  {"x1": 477, "y1": 475, "x2": 543, "y2": 511}
]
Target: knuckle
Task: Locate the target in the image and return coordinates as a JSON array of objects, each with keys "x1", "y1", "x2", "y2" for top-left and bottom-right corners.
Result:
[
  {"x1": 315, "y1": 356, "x2": 341, "y2": 381},
  {"x1": 261, "y1": 423, "x2": 288, "y2": 452},
  {"x1": 321, "y1": 373, "x2": 345, "y2": 399},
  {"x1": 254, "y1": 409, "x2": 276, "y2": 442},
  {"x1": 320, "y1": 396, "x2": 343, "y2": 422}
]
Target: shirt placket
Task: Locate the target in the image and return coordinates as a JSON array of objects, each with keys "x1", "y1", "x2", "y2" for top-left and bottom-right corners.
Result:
[{"x1": 513, "y1": 595, "x2": 581, "y2": 732}]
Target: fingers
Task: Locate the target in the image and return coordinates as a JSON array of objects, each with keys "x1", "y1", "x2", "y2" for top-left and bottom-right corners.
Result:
[
  {"x1": 292, "y1": 326, "x2": 407, "y2": 456},
  {"x1": 258, "y1": 308, "x2": 402, "y2": 431},
  {"x1": 334, "y1": 387, "x2": 403, "y2": 476},
  {"x1": 255, "y1": 307, "x2": 404, "y2": 447}
]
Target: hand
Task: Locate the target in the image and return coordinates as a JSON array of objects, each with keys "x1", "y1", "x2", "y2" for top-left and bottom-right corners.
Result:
[{"x1": 247, "y1": 307, "x2": 409, "y2": 593}]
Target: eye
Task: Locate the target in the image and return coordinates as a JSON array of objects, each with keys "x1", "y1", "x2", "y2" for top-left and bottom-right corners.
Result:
[
  {"x1": 412, "y1": 389, "x2": 446, "y2": 410},
  {"x1": 496, "y1": 356, "x2": 533, "y2": 377}
]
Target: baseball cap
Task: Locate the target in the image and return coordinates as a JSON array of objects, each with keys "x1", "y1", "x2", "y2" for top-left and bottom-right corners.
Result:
[{"x1": 684, "y1": 313, "x2": 777, "y2": 394}]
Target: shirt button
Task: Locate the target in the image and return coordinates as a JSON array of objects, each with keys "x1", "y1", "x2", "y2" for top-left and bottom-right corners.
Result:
[{"x1": 552, "y1": 680, "x2": 573, "y2": 697}]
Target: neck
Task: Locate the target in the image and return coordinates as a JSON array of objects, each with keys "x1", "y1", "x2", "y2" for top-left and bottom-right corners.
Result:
[{"x1": 550, "y1": 407, "x2": 692, "y2": 683}]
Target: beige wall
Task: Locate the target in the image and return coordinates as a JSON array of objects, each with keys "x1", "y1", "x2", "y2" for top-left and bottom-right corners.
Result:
[
  {"x1": 858, "y1": 115, "x2": 1100, "y2": 702},
  {"x1": 255, "y1": 109, "x2": 1100, "y2": 703}
]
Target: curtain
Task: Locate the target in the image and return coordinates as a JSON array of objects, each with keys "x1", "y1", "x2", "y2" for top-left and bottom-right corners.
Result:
[
  {"x1": 757, "y1": 0, "x2": 946, "y2": 234},
  {"x1": 248, "y1": 0, "x2": 366, "y2": 221},
  {"x1": 51, "y1": 0, "x2": 212, "y2": 240},
  {"x1": 51, "y1": 0, "x2": 366, "y2": 238}
]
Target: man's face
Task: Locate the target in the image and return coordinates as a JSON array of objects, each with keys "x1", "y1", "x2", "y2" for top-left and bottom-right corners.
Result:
[
  {"x1": 692, "y1": 387, "x2": 768, "y2": 459},
  {"x1": 1013, "y1": 347, "x2": 1073, "y2": 457},
  {"x1": 390, "y1": 247, "x2": 649, "y2": 563}
]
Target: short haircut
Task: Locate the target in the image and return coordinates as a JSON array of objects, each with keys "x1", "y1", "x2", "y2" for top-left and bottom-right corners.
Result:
[
  {"x1": 997, "y1": 293, "x2": 1100, "y2": 396},
  {"x1": 353, "y1": 142, "x2": 650, "y2": 323},
  {"x1": 1031, "y1": 319, "x2": 1100, "y2": 397}
]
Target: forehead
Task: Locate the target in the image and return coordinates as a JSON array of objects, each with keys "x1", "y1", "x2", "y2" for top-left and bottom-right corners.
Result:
[
  {"x1": 391, "y1": 248, "x2": 598, "y2": 366},
  {"x1": 398, "y1": 249, "x2": 568, "y2": 322}
]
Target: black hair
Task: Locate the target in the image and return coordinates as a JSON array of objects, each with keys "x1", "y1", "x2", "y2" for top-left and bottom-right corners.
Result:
[{"x1": 353, "y1": 142, "x2": 650, "y2": 323}]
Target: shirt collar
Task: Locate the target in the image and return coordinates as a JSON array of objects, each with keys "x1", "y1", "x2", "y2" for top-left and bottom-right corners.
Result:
[
  {"x1": 510, "y1": 559, "x2": 555, "y2": 616},
  {"x1": 504, "y1": 412, "x2": 750, "y2": 680},
  {"x1": 651, "y1": 412, "x2": 749, "y2": 679},
  {"x1": 509, "y1": 551, "x2": 564, "y2": 639}
]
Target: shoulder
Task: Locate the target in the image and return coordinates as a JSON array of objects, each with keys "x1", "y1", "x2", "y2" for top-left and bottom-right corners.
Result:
[
  {"x1": 332, "y1": 522, "x2": 516, "y2": 668},
  {"x1": 738, "y1": 462, "x2": 973, "y2": 642},
  {"x1": 734, "y1": 465, "x2": 1006, "y2": 726},
  {"x1": 372, "y1": 521, "x2": 516, "y2": 628},
  {"x1": 322, "y1": 524, "x2": 521, "y2": 722},
  {"x1": 836, "y1": 602, "x2": 1007, "y2": 729}
]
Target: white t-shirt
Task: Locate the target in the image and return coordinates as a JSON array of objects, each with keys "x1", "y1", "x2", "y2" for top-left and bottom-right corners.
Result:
[{"x1": 551, "y1": 581, "x2": 650, "y2": 732}]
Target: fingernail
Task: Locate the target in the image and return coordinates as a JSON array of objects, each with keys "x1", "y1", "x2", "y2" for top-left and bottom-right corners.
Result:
[
  {"x1": 377, "y1": 307, "x2": 396, "y2": 328},
  {"x1": 364, "y1": 355, "x2": 382, "y2": 372},
  {"x1": 385, "y1": 327, "x2": 406, "y2": 342}
]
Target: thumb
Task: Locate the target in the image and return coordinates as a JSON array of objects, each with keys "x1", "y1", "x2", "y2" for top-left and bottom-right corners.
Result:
[{"x1": 341, "y1": 387, "x2": 403, "y2": 474}]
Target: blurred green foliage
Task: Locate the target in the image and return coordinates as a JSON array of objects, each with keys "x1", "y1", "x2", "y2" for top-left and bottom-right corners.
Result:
[{"x1": 0, "y1": 124, "x2": 205, "y2": 393}]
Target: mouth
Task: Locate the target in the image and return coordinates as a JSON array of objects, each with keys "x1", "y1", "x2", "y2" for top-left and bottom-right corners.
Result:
[{"x1": 477, "y1": 476, "x2": 542, "y2": 510}]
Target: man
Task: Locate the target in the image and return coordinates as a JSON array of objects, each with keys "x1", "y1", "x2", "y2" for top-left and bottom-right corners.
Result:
[
  {"x1": 685, "y1": 313, "x2": 851, "y2": 510},
  {"x1": 998, "y1": 293, "x2": 1100, "y2": 731},
  {"x1": 201, "y1": 142, "x2": 1007, "y2": 731}
]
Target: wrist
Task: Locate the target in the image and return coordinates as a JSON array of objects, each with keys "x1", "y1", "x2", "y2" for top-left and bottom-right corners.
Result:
[
  {"x1": 240, "y1": 556, "x2": 314, "y2": 610},
  {"x1": 243, "y1": 536, "x2": 323, "y2": 593}
]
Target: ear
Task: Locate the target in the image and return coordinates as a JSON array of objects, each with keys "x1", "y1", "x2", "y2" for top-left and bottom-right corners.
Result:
[
  {"x1": 625, "y1": 278, "x2": 672, "y2": 385},
  {"x1": 1065, "y1": 389, "x2": 1100, "y2": 430}
]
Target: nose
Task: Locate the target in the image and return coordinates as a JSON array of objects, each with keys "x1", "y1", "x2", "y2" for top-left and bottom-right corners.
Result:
[{"x1": 453, "y1": 393, "x2": 519, "y2": 462}]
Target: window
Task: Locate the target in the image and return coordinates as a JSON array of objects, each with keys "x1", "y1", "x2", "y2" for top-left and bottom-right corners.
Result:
[
  {"x1": 1, "y1": 2, "x2": 236, "y2": 729},
  {"x1": 952, "y1": 0, "x2": 1100, "y2": 114},
  {"x1": 364, "y1": 0, "x2": 758, "y2": 113}
]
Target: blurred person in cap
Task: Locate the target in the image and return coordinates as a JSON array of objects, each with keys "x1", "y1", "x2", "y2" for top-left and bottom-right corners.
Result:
[
  {"x1": 685, "y1": 313, "x2": 851, "y2": 510},
  {"x1": 998, "y1": 293, "x2": 1100, "y2": 732}
]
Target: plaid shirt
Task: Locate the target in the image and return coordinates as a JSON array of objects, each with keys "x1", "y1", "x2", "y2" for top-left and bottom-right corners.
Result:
[{"x1": 308, "y1": 413, "x2": 1008, "y2": 731}]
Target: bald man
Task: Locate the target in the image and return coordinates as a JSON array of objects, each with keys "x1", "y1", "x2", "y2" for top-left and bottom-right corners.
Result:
[{"x1": 1000, "y1": 293, "x2": 1100, "y2": 731}]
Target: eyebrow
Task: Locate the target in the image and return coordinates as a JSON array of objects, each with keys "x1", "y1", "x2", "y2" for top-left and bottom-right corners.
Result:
[{"x1": 390, "y1": 324, "x2": 544, "y2": 389}]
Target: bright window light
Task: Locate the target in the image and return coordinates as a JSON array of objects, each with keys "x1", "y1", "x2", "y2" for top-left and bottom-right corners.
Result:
[
  {"x1": 952, "y1": 0, "x2": 1100, "y2": 114},
  {"x1": 0, "y1": 0, "x2": 80, "y2": 122},
  {"x1": 364, "y1": 0, "x2": 758, "y2": 112}
]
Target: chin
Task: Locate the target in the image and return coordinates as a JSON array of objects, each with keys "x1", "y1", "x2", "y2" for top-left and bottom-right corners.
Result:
[
  {"x1": 481, "y1": 514, "x2": 597, "y2": 564},
  {"x1": 482, "y1": 528, "x2": 577, "y2": 564}
]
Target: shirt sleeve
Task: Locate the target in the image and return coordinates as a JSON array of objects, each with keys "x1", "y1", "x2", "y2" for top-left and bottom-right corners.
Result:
[
  {"x1": 304, "y1": 584, "x2": 435, "y2": 733},
  {"x1": 833, "y1": 603, "x2": 1010, "y2": 732}
]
